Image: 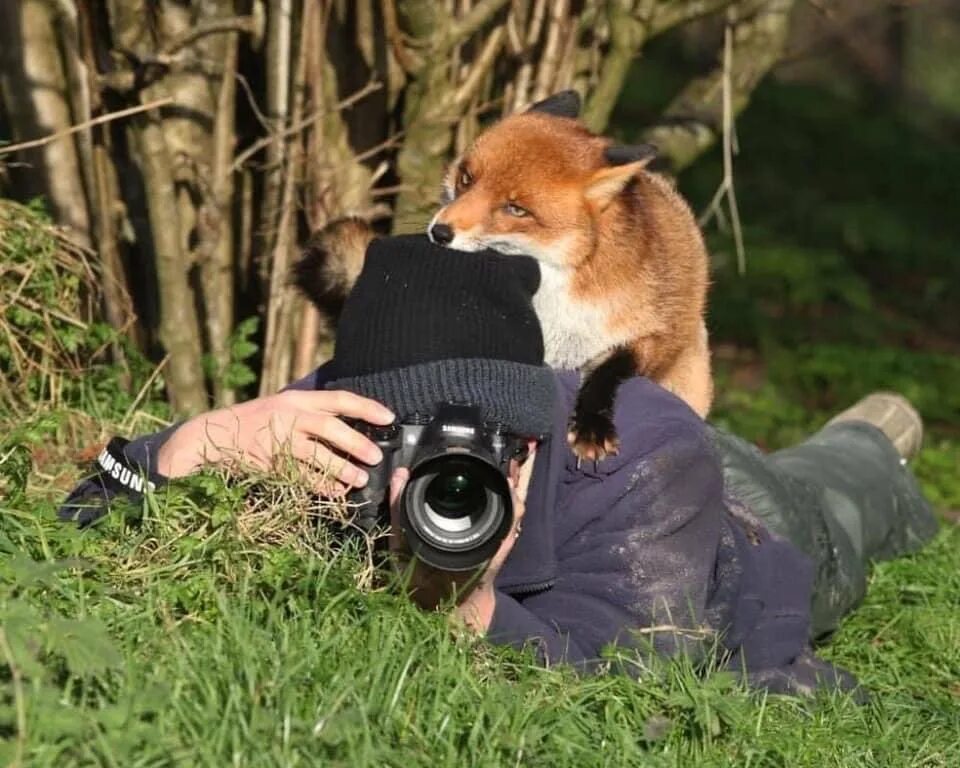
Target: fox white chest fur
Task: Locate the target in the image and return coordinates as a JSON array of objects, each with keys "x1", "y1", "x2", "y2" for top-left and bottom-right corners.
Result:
[{"x1": 533, "y1": 261, "x2": 629, "y2": 369}]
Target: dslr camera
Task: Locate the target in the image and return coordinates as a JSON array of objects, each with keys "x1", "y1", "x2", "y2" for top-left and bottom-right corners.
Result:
[{"x1": 348, "y1": 403, "x2": 529, "y2": 572}]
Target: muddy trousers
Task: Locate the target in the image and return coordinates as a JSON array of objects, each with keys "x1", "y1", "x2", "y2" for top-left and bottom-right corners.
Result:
[{"x1": 712, "y1": 421, "x2": 939, "y2": 639}]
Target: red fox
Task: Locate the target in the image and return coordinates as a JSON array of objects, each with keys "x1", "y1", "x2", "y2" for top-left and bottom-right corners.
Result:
[
  {"x1": 427, "y1": 90, "x2": 712, "y2": 459},
  {"x1": 296, "y1": 91, "x2": 712, "y2": 461}
]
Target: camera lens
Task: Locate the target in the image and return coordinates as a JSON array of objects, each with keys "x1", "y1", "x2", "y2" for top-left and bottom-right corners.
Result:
[
  {"x1": 424, "y1": 471, "x2": 486, "y2": 518},
  {"x1": 401, "y1": 454, "x2": 513, "y2": 571}
]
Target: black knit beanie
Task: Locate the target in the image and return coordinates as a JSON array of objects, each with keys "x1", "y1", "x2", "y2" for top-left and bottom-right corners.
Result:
[{"x1": 326, "y1": 234, "x2": 555, "y2": 436}]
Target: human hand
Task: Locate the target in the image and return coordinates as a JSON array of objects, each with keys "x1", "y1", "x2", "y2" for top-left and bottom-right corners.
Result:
[
  {"x1": 156, "y1": 389, "x2": 395, "y2": 492},
  {"x1": 388, "y1": 444, "x2": 537, "y2": 632}
]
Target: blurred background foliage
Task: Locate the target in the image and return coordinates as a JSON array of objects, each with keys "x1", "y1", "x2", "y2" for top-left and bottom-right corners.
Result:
[{"x1": 643, "y1": 3, "x2": 960, "y2": 509}]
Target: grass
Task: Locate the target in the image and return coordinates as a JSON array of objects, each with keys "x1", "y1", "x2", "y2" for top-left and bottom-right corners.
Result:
[
  {"x1": 2, "y1": 308, "x2": 959, "y2": 766},
  {"x1": 2, "y1": 439, "x2": 960, "y2": 767}
]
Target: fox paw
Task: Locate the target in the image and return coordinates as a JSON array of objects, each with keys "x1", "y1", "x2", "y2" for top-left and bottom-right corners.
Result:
[{"x1": 567, "y1": 413, "x2": 620, "y2": 464}]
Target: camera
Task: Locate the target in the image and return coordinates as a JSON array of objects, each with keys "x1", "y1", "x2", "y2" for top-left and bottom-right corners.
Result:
[{"x1": 347, "y1": 403, "x2": 528, "y2": 572}]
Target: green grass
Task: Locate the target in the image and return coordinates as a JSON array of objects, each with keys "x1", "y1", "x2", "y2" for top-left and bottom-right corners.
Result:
[
  {"x1": 3, "y1": 299, "x2": 960, "y2": 766},
  {"x1": 2, "y1": 442, "x2": 959, "y2": 767}
]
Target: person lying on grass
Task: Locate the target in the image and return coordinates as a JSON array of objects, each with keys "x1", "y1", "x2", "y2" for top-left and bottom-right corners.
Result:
[{"x1": 59, "y1": 235, "x2": 938, "y2": 700}]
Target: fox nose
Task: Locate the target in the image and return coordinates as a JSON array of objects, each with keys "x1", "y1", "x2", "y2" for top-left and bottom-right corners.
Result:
[{"x1": 429, "y1": 222, "x2": 454, "y2": 246}]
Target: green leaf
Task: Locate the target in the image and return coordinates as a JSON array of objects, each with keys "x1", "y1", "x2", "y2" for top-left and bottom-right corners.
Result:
[
  {"x1": 3, "y1": 555, "x2": 78, "y2": 589},
  {"x1": 1, "y1": 599, "x2": 47, "y2": 679},
  {"x1": 46, "y1": 615, "x2": 123, "y2": 676}
]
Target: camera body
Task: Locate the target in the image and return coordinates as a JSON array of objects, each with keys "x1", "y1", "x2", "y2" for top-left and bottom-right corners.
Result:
[{"x1": 348, "y1": 403, "x2": 527, "y2": 571}]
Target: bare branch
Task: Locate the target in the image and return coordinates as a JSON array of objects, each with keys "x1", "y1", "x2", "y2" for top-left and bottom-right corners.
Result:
[
  {"x1": 383, "y1": 0, "x2": 422, "y2": 72},
  {"x1": 0, "y1": 97, "x2": 173, "y2": 156},
  {"x1": 260, "y1": 0, "x2": 313, "y2": 395},
  {"x1": 449, "y1": 0, "x2": 512, "y2": 43},
  {"x1": 698, "y1": 19, "x2": 746, "y2": 273},
  {"x1": 643, "y1": 0, "x2": 796, "y2": 171},
  {"x1": 454, "y1": 26, "x2": 506, "y2": 107},
  {"x1": 231, "y1": 80, "x2": 382, "y2": 173},
  {"x1": 647, "y1": 0, "x2": 737, "y2": 35},
  {"x1": 162, "y1": 15, "x2": 258, "y2": 56},
  {"x1": 583, "y1": 0, "x2": 644, "y2": 132},
  {"x1": 509, "y1": 0, "x2": 548, "y2": 110},
  {"x1": 532, "y1": 0, "x2": 569, "y2": 101},
  {"x1": 202, "y1": 22, "x2": 241, "y2": 406}
]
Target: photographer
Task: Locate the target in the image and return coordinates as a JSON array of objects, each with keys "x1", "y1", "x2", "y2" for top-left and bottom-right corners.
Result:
[{"x1": 60, "y1": 235, "x2": 938, "y2": 699}]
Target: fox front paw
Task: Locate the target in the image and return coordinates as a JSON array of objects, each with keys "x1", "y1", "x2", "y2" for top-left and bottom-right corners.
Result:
[{"x1": 567, "y1": 413, "x2": 620, "y2": 464}]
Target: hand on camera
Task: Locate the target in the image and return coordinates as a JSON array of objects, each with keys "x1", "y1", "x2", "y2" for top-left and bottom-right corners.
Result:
[{"x1": 156, "y1": 389, "x2": 395, "y2": 494}]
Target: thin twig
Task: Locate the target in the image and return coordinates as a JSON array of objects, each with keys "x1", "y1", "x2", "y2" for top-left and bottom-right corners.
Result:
[
  {"x1": 230, "y1": 80, "x2": 382, "y2": 173},
  {"x1": 6, "y1": 263, "x2": 37, "y2": 307},
  {"x1": 449, "y1": 0, "x2": 512, "y2": 43},
  {"x1": 454, "y1": 27, "x2": 506, "y2": 107},
  {"x1": 0, "y1": 98, "x2": 173, "y2": 156},
  {"x1": 370, "y1": 184, "x2": 413, "y2": 198},
  {"x1": 234, "y1": 72, "x2": 274, "y2": 133},
  {"x1": 354, "y1": 131, "x2": 406, "y2": 163},
  {"x1": 696, "y1": 18, "x2": 746, "y2": 274},
  {"x1": 721, "y1": 18, "x2": 745, "y2": 274},
  {"x1": 631, "y1": 624, "x2": 716, "y2": 638},
  {"x1": 162, "y1": 16, "x2": 257, "y2": 56},
  {"x1": 647, "y1": 0, "x2": 736, "y2": 36},
  {"x1": 4, "y1": 293, "x2": 89, "y2": 329}
]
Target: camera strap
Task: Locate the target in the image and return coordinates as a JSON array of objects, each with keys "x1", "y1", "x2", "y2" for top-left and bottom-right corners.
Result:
[{"x1": 95, "y1": 437, "x2": 163, "y2": 498}]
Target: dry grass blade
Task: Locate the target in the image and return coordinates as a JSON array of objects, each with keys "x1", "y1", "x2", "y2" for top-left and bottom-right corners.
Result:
[
  {"x1": 0, "y1": 200, "x2": 134, "y2": 412},
  {"x1": 199, "y1": 447, "x2": 390, "y2": 592}
]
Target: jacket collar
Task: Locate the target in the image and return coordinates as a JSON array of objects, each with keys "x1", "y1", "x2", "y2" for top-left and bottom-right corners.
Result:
[{"x1": 494, "y1": 372, "x2": 574, "y2": 593}]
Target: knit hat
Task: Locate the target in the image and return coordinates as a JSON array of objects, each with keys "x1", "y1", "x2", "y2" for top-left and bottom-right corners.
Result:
[{"x1": 326, "y1": 235, "x2": 555, "y2": 436}]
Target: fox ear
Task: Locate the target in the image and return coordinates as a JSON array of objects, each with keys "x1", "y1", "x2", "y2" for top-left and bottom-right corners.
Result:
[
  {"x1": 585, "y1": 160, "x2": 648, "y2": 210},
  {"x1": 604, "y1": 143, "x2": 658, "y2": 166},
  {"x1": 527, "y1": 90, "x2": 581, "y2": 119}
]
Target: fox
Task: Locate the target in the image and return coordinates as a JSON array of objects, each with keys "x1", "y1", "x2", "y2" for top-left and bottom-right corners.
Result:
[{"x1": 295, "y1": 90, "x2": 712, "y2": 462}]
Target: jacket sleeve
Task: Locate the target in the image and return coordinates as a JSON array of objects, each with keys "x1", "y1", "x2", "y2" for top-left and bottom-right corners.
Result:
[
  {"x1": 58, "y1": 364, "x2": 334, "y2": 525},
  {"x1": 57, "y1": 422, "x2": 183, "y2": 525},
  {"x1": 488, "y1": 418, "x2": 725, "y2": 669}
]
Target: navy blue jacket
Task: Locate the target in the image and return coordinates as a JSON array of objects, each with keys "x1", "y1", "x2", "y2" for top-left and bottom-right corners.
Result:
[{"x1": 59, "y1": 368, "x2": 854, "y2": 695}]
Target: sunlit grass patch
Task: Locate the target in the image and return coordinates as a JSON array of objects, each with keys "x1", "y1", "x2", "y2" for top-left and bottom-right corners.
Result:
[{"x1": 4, "y1": 408, "x2": 960, "y2": 766}]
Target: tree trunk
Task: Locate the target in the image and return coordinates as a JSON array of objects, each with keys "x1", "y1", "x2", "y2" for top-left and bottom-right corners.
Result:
[
  {"x1": 108, "y1": 0, "x2": 209, "y2": 414},
  {"x1": 259, "y1": 0, "x2": 311, "y2": 395},
  {"x1": 256, "y1": 0, "x2": 294, "y2": 288},
  {"x1": 197, "y1": 3, "x2": 240, "y2": 406},
  {"x1": 0, "y1": 0, "x2": 92, "y2": 247},
  {"x1": 135, "y1": 109, "x2": 209, "y2": 414}
]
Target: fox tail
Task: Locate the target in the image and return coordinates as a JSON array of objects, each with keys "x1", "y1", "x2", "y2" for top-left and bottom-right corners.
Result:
[{"x1": 293, "y1": 216, "x2": 375, "y2": 321}]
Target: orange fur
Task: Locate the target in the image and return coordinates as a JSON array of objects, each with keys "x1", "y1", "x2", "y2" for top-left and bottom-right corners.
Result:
[{"x1": 431, "y1": 111, "x2": 713, "y2": 418}]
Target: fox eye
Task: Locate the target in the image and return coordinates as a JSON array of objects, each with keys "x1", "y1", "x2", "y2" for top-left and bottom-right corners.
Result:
[
  {"x1": 458, "y1": 168, "x2": 473, "y2": 188},
  {"x1": 504, "y1": 202, "x2": 529, "y2": 217}
]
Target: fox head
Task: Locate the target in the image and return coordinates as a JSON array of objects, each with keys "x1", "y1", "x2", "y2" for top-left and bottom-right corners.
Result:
[{"x1": 428, "y1": 91, "x2": 657, "y2": 268}]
